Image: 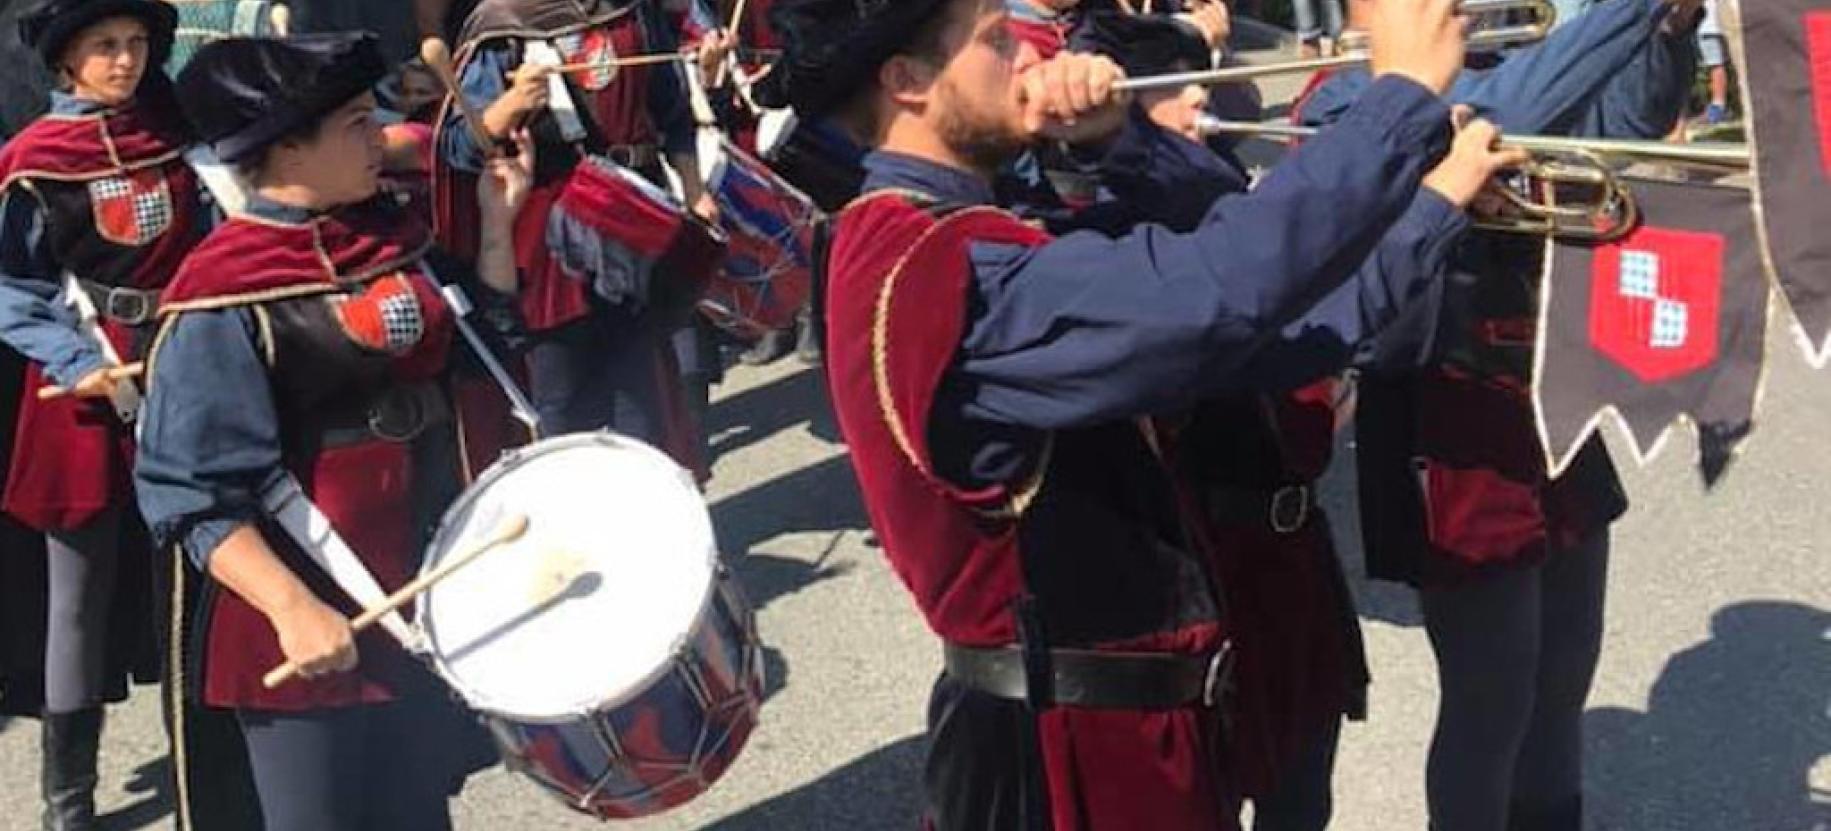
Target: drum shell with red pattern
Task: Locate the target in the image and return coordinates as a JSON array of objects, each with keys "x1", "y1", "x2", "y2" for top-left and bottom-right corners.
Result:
[
  {"x1": 488, "y1": 576, "x2": 762, "y2": 819},
  {"x1": 697, "y1": 136, "x2": 821, "y2": 339}
]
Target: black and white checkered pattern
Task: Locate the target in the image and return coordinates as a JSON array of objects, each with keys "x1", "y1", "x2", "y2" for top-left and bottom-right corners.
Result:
[
  {"x1": 88, "y1": 174, "x2": 173, "y2": 245},
  {"x1": 378, "y1": 290, "x2": 425, "y2": 352}
]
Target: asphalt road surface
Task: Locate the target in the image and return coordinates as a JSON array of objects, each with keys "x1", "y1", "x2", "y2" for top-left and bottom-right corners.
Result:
[{"x1": 1, "y1": 53, "x2": 1827, "y2": 831}]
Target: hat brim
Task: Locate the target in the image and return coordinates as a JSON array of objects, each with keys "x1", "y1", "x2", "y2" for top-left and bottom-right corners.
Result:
[{"x1": 773, "y1": 0, "x2": 956, "y2": 119}]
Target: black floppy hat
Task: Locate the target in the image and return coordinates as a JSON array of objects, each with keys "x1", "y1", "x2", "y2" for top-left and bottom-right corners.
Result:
[
  {"x1": 765, "y1": 0, "x2": 959, "y2": 118},
  {"x1": 17, "y1": 0, "x2": 178, "y2": 71},
  {"x1": 175, "y1": 32, "x2": 389, "y2": 165}
]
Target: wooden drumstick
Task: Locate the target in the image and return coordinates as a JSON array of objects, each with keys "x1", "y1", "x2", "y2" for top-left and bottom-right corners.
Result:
[
  {"x1": 262, "y1": 514, "x2": 531, "y2": 689},
  {"x1": 37, "y1": 362, "x2": 143, "y2": 400},
  {"x1": 420, "y1": 37, "x2": 498, "y2": 157},
  {"x1": 553, "y1": 52, "x2": 691, "y2": 73}
]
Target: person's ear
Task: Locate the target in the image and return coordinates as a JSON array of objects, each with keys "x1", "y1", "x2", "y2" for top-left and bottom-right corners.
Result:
[{"x1": 881, "y1": 54, "x2": 940, "y2": 109}]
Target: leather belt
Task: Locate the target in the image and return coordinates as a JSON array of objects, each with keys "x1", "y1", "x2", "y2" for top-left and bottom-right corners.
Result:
[
  {"x1": 943, "y1": 642, "x2": 1233, "y2": 711},
  {"x1": 1206, "y1": 482, "x2": 1316, "y2": 535},
  {"x1": 77, "y1": 280, "x2": 160, "y2": 327},
  {"x1": 597, "y1": 144, "x2": 660, "y2": 170},
  {"x1": 318, "y1": 383, "x2": 450, "y2": 450}
]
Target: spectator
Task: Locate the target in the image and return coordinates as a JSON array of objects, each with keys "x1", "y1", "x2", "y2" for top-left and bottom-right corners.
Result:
[
  {"x1": 1292, "y1": 0, "x2": 1341, "y2": 57},
  {"x1": 1698, "y1": 0, "x2": 1730, "y2": 124}
]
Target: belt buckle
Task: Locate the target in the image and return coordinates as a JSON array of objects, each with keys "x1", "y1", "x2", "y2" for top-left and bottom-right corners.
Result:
[
  {"x1": 368, "y1": 388, "x2": 427, "y2": 442},
  {"x1": 1201, "y1": 642, "x2": 1235, "y2": 709},
  {"x1": 105, "y1": 288, "x2": 152, "y2": 327},
  {"x1": 1270, "y1": 485, "x2": 1310, "y2": 534}
]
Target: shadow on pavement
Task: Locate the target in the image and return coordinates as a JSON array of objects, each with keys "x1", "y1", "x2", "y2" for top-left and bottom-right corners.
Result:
[
  {"x1": 1585, "y1": 600, "x2": 1831, "y2": 830},
  {"x1": 703, "y1": 735, "x2": 928, "y2": 830},
  {"x1": 714, "y1": 454, "x2": 868, "y2": 611},
  {"x1": 100, "y1": 755, "x2": 172, "y2": 831},
  {"x1": 708, "y1": 366, "x2": 840, "y2": 465}
]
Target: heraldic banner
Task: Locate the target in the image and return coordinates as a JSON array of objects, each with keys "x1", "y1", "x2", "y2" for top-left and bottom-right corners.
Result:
[
  {"x1": 1534, "y1": 178, "x2": 1767, "y2": 486},
  {"x1": 1739, "y1": 0, "x2": 1831, "y2": 365}
]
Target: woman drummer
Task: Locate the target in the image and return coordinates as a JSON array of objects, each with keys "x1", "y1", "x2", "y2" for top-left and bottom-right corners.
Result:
[
  {"x1": 0, "y1": 1, "x2": 201, "y2": 827},
  {"x1": 133, "y1": 32, "x2": 531, "y2": 830}
]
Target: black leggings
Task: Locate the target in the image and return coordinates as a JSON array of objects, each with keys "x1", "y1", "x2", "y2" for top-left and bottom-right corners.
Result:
[
  {"x1": 1418, "y1": 532, "x2": 1610, "y2": 831},
  {"x1": 44, "y1": 506, "x2": 121, "y2": 714},
  {"x1": 237, "y1": 702, "x2": 456, "y2": 831}
]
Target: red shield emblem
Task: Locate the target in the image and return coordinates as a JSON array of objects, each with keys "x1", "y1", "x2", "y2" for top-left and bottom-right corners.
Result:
[
  {"x1": 333, "y1": 276, "x2": 425, "y2": 355},
  {"x1": 87, "y1": 167, "x2": 172, "y2": 247},
  {"x1": 1808, "y1": 11, "x2": 1831, "y2": 176},
  {"x1": 556, "y1": 28, "x2": 618, "y2": 91},
  {"x1": 1587, "y1": 226, "x2": 1724, "y2": 383}
]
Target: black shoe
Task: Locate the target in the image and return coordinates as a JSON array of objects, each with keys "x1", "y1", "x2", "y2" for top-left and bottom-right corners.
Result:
[
  {"x1": 739, "y1": 328, "x2": 792, "y2": 366},
  {"x1": 41, "y1": 708, "x2": 103, "y2": 831},
  {"x1": 1507, "y1": 796, "x2": 1583, "y2": 831}
]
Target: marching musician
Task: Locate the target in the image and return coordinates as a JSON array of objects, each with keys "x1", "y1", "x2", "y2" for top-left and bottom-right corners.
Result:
[
  {"x1": 134, "y1": 33, "x2": 526, "y2": 830},
  {"x1": 1074, "y1": 13, "x2": 1515, "y2": 830},
  {"x1": 1294, "y1": 1, "x2": 1704, "y2": 828},
  {"x1": 769, "y1": 0, "x2": 1524, "y2": 824},
  {"x1": 0, "y1": 2, "x2": 198, "y2": 827},
  {"x1": 435, "y1": 0, "x2": 714, "y2": 472}
]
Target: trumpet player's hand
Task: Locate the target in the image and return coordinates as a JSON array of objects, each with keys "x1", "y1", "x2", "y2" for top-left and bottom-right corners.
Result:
[
  {"x1": 1422, "y1": 115, "x2": 1531, "y2": 208},
  {"x1": 1019, "y1": 52, "x2": 1131, "y2": 144},
  {"x1": 1182, "y1": 0, "x2": 1231, "y2": 50},
  {"x1": 1367, "y1": 0, "x2": 1466, "y2": 95}
]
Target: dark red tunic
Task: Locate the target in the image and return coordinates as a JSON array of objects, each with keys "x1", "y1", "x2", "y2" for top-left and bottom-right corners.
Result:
[
  {"x1": 155, "y1": 204, "x2": 463, "y2": 711},
  {"x1": 0, "y1": 101, "x2": 205, "y2": 531},
  {"x1": 826, "y1": 191, "x2": 1240, "y2": 830}
]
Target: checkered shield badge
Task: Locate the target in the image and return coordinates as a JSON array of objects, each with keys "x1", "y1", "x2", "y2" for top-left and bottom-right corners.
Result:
[
  {"x1": 1534, "y1": 178, "x2": 1768, "y2": 486},
  {"x1": 87, "y1": 167, "x2": 174, "y2": 247},
  {"x1": 1738, "y1": 0, "x2": 1831, "y2": 364}
]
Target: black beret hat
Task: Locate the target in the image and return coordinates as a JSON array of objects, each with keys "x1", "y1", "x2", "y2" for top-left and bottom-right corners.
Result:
[
  {"x1": 17, "y1": 0, "x2": 177, "y2": 70},
  {"x1": 1073, "y1": 12, "x2": 1211, "y2": 80},
  {"x1": 766, "y1": 0, "x2": 958, "y2": 118},
  {"x1": 175, "y1": 32, "x2": 389, "y2": 165}
]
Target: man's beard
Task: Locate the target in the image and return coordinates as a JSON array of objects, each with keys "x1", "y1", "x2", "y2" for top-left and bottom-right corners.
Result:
[{"x1": 934, "y1": 80, "x2": 1027, "y2": 176}]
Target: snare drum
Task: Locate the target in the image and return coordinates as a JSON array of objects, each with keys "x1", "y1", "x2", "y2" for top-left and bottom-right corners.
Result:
[
  {"x1": 546, "y1": 156, "x2": 726, "y2": 320},
  {"x1": 697, "y1": 130, "x2": 822, "y2": 340},
  {"x1": 415, "y1": 433, "x2": 762, "y2": 819}
]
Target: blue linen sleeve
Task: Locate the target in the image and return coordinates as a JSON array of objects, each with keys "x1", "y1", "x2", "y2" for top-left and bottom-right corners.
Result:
[
  {"x1": 1449, "y1": 0, "x2": 1667, "y2": 134},
  {"x1": 438, "y1": 44, "x2": 515, "y2": 175},
  {"x1": 951, "y1": 76, "x2": 1454, "y2": 429},
  {"x1": 134, "y1": 307, "x2": 285, "y2": 570},
  {"x1": 0, "y1": 184, "x2": 108, "y2": 386}
]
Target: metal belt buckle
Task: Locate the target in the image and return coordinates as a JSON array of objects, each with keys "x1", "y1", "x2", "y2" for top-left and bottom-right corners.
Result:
[
  {"x1": 104, "y1": 287, "x2": 154, "y2": 327},
  {"x1": 1201, "y1": 641, "x2": 1235, "y2": 709},
  {"x1": 1270, "y1": 485, "x2": 1310, "y2": 534},
  {"x1": 367, "y1": 388, "x2": 428, "y2": 442}
]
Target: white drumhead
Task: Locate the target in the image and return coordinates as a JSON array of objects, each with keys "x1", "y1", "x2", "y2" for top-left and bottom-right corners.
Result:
[{"x1": 417, "y1": 433, "x2": 718, "y2": 721}]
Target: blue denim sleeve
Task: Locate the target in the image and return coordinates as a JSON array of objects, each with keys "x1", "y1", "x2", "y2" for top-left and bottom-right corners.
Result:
[
  {"x1": 643, "y1": 1, "x2": 697, "y2": 156},
  {"x1": 134, "y1": 307, "x2": 285, "y2": 570},
  {"x1": 953, "y1": 76, "x2": 1453, "y2": 429},
  {"x1": 1450, "y1": 0, "x2": 1666, "y2": 134},
  {"x1": 0, "y1": 184, "x2": 108, "y2": 387},
  {"x1": 439, "y1": 44, "x2": 515, "y2": 174}
]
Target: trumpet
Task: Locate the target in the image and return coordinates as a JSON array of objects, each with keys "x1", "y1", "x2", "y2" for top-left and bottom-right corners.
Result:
[
  {"x1": 1195, "y1": 117, "x2": 1754, "y2": 242},
  {"x1": 1115, "y1": 0, "x2": 1558, "y2": 94}
]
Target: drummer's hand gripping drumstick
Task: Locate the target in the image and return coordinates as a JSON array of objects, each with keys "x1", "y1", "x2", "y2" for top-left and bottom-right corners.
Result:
[
  {"x1": 37, "y1": 363, "x2": 143, "y2": 400},
  {"x1": 420, "y1": 37, "x2": 499, "y2": 155},
  {"x1": 262, "y1": 514, "x2": 531, "y2": 689}
]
